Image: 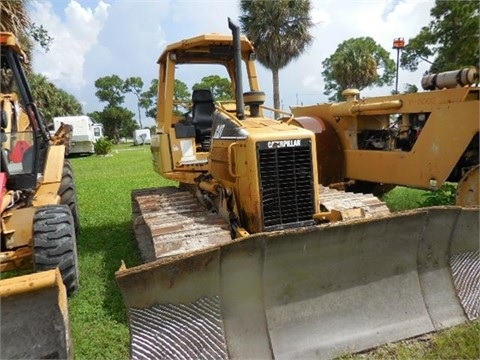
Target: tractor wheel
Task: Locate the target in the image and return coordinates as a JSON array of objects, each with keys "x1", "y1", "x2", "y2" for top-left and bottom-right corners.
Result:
[
  {"x1": 33, "y1": 205, "x2": 80, "y2": 296},
  {"x1": 59, "y1": 159, "x2": 80, "y2": 235}
]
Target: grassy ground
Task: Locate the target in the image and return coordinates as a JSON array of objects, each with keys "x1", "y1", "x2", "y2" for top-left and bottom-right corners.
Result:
[
  {"x1": 66, "y1": 143, "x2": 477, "y2": 359},
  {"x1": 68, "y1": 144, "x2": 175, "y2": 358},
  {"x1": 340, "y1": 321, "x2": 479, "y2": 359}
]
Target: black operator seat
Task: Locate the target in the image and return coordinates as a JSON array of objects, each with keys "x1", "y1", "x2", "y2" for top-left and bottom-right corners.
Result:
[{"x1": 191, "y1": 89, "x2": 215, "y2": 141}]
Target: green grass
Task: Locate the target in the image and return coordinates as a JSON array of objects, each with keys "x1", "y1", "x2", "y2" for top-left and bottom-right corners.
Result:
[
  {"x1": 69, "y1": 144, "x2": 175, "y2": 359},
  {"x1": 339, "y1": 321, "x2": 479, "y2": 360},
  {"x1": 382, "y1": 183, "x2": 457, "y2": 211},
  {"x1": 68, "y1": 144, "x2": 478, "y2": 359},
  {"x1": 382, "y1": 186, "x2": 428, "y2": 211}
]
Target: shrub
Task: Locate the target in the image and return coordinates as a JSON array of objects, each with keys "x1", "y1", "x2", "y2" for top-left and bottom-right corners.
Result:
[
  {"x1": 420, "y1": 183, "x2": 457, "y2": 207},
  {"x1": 94, "y1": 137, "x2": 114, "y2": 155}
]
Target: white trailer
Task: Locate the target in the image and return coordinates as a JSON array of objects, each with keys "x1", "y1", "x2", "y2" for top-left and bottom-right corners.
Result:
[
  {"x1": 133, "y1": 129, "x2": 151, "y2": 145},
  {"x1": 53, "y1": 116, "x2": 103, "y2": 155}
]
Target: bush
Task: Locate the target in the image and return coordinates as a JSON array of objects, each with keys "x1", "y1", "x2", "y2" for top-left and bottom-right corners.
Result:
[
  {"x1": 420, "y1": 183, "x2": 457, "y2": 207},
  {"x1": 94, "y1": 137, "x2": 114, "y2": 155}
]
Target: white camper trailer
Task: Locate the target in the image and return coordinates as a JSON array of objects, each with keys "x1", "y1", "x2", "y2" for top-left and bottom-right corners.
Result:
[
  {"x1": 53, "y1": 116, "x2": 103, "y2": 155},
  {"x1": 133, "y1": 129, "x2": 151, "y2": 145}
]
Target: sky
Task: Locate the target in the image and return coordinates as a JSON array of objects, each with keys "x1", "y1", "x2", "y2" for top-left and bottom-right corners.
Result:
[{"x1": 29, "y1": 0, "x2": 436, "y2": 127}]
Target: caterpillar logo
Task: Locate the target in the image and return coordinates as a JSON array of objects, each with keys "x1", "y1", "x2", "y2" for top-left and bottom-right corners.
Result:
[
  {"x1": 213, "y1": 124, "x2": 225, "y2": 139},
  {"x1": 267, "y1": 139, "x2": 302, "y2": 148}
]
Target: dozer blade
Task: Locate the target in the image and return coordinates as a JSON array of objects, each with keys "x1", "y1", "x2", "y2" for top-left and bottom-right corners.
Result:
[
  {"x1": 116, "y1": 206, "x2": 479, "y2": 359},
  {"x1": 0, "y1": 269, "x2": 72, "y2": 360}
]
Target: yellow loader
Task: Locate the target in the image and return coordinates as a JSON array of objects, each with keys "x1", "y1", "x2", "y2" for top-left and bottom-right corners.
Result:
[
  {"x1": 0, "y1": 32, "x2": 79, "y2": 359},
  {"x1": 116, "y1": 19, "x2": 478, "y2": 359}
]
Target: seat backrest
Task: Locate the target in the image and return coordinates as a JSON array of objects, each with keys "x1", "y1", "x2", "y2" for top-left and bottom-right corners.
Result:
[{"x1": 191, "y1": 89, "x2": 215, "y2": 128}]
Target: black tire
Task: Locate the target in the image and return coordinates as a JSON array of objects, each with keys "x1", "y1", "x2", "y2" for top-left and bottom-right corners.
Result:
[
  {"x1": 59, "y1": 159, "x2": 80, "y2": 235},
  {"x1": 33, "y1": 205, "x2": 80, "y2": 296}
]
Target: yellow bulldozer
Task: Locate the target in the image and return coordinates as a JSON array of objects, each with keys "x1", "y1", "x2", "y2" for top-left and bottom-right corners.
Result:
[
  {"x1": 0, "y1": 32, "x2": 79, "y2": 359},
  {"x1": 116, "y1": 19, "x2": 479, "y2": 359}
]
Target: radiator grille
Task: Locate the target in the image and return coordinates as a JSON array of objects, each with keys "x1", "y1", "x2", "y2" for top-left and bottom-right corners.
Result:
[{"x1": 257, "y1": 140, "x2": 315, "y2": 231}]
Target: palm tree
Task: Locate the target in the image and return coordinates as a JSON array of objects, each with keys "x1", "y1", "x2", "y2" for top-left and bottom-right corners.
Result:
[
  {"x1": 1, "y1": 0, "x2": 52, "y2": 61},
  {"x1": 0, "y1": 0, "x2": 30, "y2": 34},
  {"x1": 1, "y1": 1, "x2": 77, "y2": 124},
  {"x1": 239, "y1": 0, "x2": 313, "y2": 116},
  {"x1": 0, "y1": 0, "x2": 33, "y2": 59},
  {"x1": 27, "y1": 73, "x2": 83, "y2": 125}
]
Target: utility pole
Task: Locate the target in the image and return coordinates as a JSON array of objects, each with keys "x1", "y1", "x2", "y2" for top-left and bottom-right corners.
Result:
[{"x1": 392, "y1": 38, "x2": 405, "y2": 94}]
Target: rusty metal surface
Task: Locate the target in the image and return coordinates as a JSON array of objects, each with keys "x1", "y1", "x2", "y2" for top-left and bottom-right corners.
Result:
[
  {"x1": 132, "y1": 185, "x2": 389, "y2": 263},
  {"x1": 131, "y1": 187, "x2": 232, "y2": 262},
  {"x1": 320, "y1": 185, "x2": 391, "y2": 217}
]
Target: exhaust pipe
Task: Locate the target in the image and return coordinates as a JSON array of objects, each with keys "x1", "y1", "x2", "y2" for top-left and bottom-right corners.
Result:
[{"x1": 228, "y1": 17, "x2": 245, "y2": 120}]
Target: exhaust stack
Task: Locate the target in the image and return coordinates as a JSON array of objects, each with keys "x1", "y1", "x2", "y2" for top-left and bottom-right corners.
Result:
[{"x1": 228, "y1": 17, "x2": 245, "y2": 120}]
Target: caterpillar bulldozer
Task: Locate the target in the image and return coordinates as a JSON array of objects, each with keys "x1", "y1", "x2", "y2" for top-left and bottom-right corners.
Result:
[
  {"x1": 0, "y1": 32, "x2": 80, "y2": 359},
  {"x1": 116, "y1": 19, "x2": 479, "y2": 359}
]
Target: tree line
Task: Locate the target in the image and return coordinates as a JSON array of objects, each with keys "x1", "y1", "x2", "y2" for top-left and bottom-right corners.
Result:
[
  {"x1": 2, "y1": 0, "x2": 478, "y2": 140},
  {"x1": 89, "y1": 74, "x2": 235, "y2": 143}
]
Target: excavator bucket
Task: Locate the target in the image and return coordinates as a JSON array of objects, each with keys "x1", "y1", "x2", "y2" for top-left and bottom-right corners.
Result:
[
  {"x1": 116, "y1": 206, "x2": 479, "y2": 359},
  {"x1": 0, "y1": 269, "x2": 72, "y2": 359}
]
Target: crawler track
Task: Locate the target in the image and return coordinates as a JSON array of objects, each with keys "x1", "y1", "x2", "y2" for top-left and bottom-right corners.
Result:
[
  {"x1": 320, "y1": 185, "x2": 391, "y2": 217},
  {"x1": 132, "y1": 187, "x2": 232, "y2": 262},
  {"x1": 132, "y1": 185, "x2": 390, "y2": 262}
]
